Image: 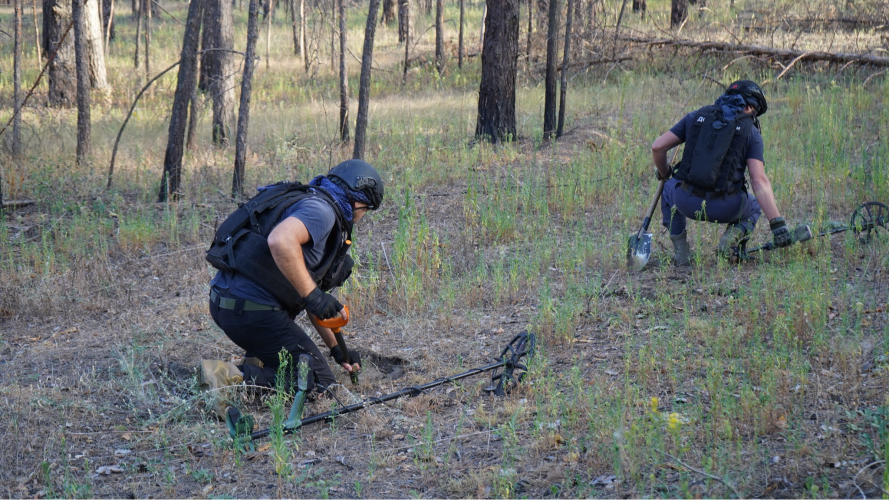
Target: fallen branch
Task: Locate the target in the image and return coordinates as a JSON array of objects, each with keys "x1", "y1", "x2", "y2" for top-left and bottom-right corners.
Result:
[
  {"x1": 660, "y1": 452, "x2": 741, "y2": 498},
  {"x1": 0, "y1": 200, "x2": 36, "y2": 210},
  {"x1": 619, "y1": 34, "x2": 889, "y2": 68}
]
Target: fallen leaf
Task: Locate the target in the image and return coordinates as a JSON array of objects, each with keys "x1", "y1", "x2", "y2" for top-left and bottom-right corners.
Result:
[{"x1": 256, "y1": 443, "x2": 271, "y2": 453}]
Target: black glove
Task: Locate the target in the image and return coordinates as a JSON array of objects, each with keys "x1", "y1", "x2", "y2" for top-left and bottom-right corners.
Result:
[
  {"x1": 330, "y1": 345, "x2": 360, "y2": 367},
  {"x1": 770, "y1": 217, "x2": 792, "y2": 248},
  {"x1": 655, "y1": 167, "x2": 672, "y2": 181},
  {"x1": 305, "y1": 288, "x2": 342, "y2": 320}
]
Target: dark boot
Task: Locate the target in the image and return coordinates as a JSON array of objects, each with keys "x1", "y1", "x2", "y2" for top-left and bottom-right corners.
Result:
[
  {"x1": 718, "y1": 225, "x2": 749, "y2": 260},
  {"x1": 670, "y1": 230, "x2": 691, "y2": 266}
]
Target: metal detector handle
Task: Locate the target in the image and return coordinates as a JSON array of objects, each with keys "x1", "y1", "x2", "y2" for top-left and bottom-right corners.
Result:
[
  {"x1": 316, "y1": 305, "x2": 349, "y2": 332},
  {"x1": 638, "y1": 179, "x2": 666, "y2": 236}
]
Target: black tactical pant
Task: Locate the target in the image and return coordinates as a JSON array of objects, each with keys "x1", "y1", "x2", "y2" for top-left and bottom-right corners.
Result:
[{"x1": 209, "y1": 287, "x2": 335, "y2": 392}]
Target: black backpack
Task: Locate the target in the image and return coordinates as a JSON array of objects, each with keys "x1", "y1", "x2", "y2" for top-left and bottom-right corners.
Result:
[
  {"x1": 673, "y1": 104, "x2": 754, "y2": 193},
  {"x1": 206, "y1": 182, "x2": 354, "y2": 314}
]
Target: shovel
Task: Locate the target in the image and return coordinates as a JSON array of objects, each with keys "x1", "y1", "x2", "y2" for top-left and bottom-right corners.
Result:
[{"x1": 626, "y1": 179, "x2": 666, "y2": 270}]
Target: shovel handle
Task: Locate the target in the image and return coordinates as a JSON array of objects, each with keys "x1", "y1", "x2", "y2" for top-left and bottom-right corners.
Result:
[{"x1": 638, "y1": 180, "x2": 666, "y2": 236}]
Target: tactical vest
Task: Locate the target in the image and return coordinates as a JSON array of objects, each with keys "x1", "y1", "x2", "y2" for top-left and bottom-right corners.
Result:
[
  {"x1": 673, "y1": 104, "x2": 754, "y2": 194},
  {"x1": 206, "y1": 182, "x2": 354, "y2": 314}
]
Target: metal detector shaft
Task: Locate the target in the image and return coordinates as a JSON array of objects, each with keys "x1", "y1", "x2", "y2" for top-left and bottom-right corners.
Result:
[{"x1": 249, "y1": 360, "x2": 507, "y2": 441}]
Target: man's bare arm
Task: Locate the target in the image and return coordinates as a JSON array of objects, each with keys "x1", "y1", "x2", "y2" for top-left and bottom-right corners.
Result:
[
  {"x1": 267, "y1": 217, "x2": 317, "y2": 297},
  {"x1": 652, "y1": 131, "x2": 683, "y2": 178},
  {"x1": 747, "y1": 159, "x2": 781, "y2": 221}
]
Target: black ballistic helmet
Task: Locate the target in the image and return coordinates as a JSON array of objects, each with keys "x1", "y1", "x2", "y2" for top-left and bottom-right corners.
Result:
[
  {"x1": 327, "y1": 159, "x2": 385, "y2": 210},
  {"x1": 725, "y1": 80, "x2": 768, "y2": 117}
]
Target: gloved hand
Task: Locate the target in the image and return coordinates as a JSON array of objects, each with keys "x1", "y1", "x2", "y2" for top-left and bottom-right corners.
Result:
[
  {"x1": 330, "y1": 346, "x2": 361, "y2": 370},
  {"x1": 305, "y1": 288, "x2": 342, "y2": 320},
  {"x1": 655, "y1": 167, "x2": 672, "y2": 181},
  {"x1": 770, "y1": 217, "x2": 792, "y2": 248}
]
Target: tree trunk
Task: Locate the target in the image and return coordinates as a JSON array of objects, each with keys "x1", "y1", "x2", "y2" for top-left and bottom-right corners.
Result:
[
  {"x1": 265, "y1": 0, "x2": 274, "y2": 69},
  {"x1": 353, "y1": 0, "x2": 381, "y2": 159},
  {"x1": 397, "y1": 0, "x2": 412, "y2": 43},
  {"x1": 32, "y1": 0, "x2": 42, "y2": 64},
  {"x1": 201, "y1": 0, "x2": 235, "y2": 145},
  {"x1": 670, "y1": 0, "x2": 686, "y2": 28},
  {"x1": 382, "y1": 0, "x2": 395, "y2": 25},
  {"x1": 158, "y1": 0, "x2": 203, "y2": 202},
  {"x1": 632, "y1": 0, "x2": 645, "y2": 16},
  {"x1": 13, "y1": 0, "x2": 23, "y2": 159},
  {"x1": 134, "y1": 0, "x2": 141, "y2": 68},
  {"x1": 555, "y1": 0, "x2": 572, "y2": 137},
  {"x1": 186, "y1": 89, "x2": 199, "y2": 149},
  {"x1": 525, "y1": 0, "x2": 531, "y2": 60},
  {"x1": 299, "y1": 0, "x2": 306, "y2": 70},
  {"x1": 84, "y1": 0, "x2": 109, "y2": 90},
  {"x1": 143, "y1": 0, "x2": 151, "y2": 78},
  {"x1": 542, "y1": 0, "x2": 558, "y2": 139},
  {"x1": 475, "y1": 0, "x2": 518, "y2": 143},
  {"x1": 72, "y1": 0, "x2": 91, "y2": 164},
  {"x1": 232, "y1": 0, "x2": 259, "y2": 198},
  {"x1": 402, "y1": 0, "x2": 409, "y2": 77},
  {"x1": 102, "y1": 0, "x2": 114, "y2": 43},
  {"x1": 434, "y1": 0, "x2": 444, "y2": 74},
  {"x1": 457, "y1": 0, "x2": 463, "y2": 68},
  {"x1": 289, "y1": 0, "x2": 299, "y2": 54},
  {"x1": 338, "y1": 0, "x2": 349, "y2": 142},
  {"x1": 45, "y1": 0, "x2": 77, "y2": 107}
]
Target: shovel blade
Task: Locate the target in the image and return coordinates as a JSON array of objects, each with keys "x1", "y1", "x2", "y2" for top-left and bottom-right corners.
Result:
[{"x1": 626, "y1": 232, "x2": 653, "y2": 270}]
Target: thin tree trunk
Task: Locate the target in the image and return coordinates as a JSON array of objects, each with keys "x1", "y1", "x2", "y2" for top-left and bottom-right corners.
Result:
[
  {"x1": 353, "y1": 0, "x2": 381, "y2": 159},
  {"x1": 134, "y1": 0, "x2": 141, "y2": 68},
  {"x1": 144, "y1": 0, "x2": 151, "y2": 78},
  {"x1": 542, "y1": 0, "x2": 558, "y2": 139},
  {"x1": 32, "y1": 0, "x2": 41, "y2": 64},
  {"x1": 299, "y1": 0, "x2": 306, "y2": 70},
  {"x1": 186, "y1": 89, "x2": 199, "y2": 149},
  {"x1": 555, "y1": 0, "x2": 572, "y2": 138},
  {"x1": 632, "y1": 0, "x2": 645, "y2": 17},
  {"x1": 434, "y1": 0, "x2": 443, "y2": 74},
  {"x1": 13, "y1": 0, "x2": 23, "y2": 159},
  {"x1": 338, "y1": 0, "x2": 348, "y2": 142},
  {"x1": 202, "y1": 0, "x2": 235, "y2": 145},
  {"x1": 158, "y1": 0, "x2": 204, "y2": 202},
  {"x1": 265, "y1": 0, "x2": 274, "y2": 69},
  {"x1": 73, "y1": 0, "x2": 91, "y2": 164},
  {"x1": 232, "y1": 0, "x2": 259, "y2": 198},
  {"x1": 84, "y1": 0, "x2": 109, "y2": 90},
  {"x1": 457, "y1": 0, "x2": 463, "y2": 68},
  {"x1": 402, "y1": 0, "x2": 409, "y2": 78},
  {"x1": 289, "y1": 0, "x2": 299, "y2": 54},
  {"x1": 475, "y1": 0, "x2": 518, "y2": 143},
  {"x1": 104, "y1": 0, "x2": 115, "y2": 51},
  {"x1": 381, "y1": 0, "x2": 395, "y2": 25},
  {"x1": 330, "y1": 1, "x2": 335, "y2": 73},
  {"x1": 525, "y1": 0, "x2": 531, "y2": 60}
]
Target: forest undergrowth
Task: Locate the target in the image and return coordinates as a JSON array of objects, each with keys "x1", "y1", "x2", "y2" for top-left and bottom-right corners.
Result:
[{"x1": 1, "y1": 0, "x2": 889, "y2": 497}]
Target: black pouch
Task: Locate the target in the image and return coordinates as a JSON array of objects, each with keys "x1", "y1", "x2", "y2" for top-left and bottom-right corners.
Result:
[{"x1": 319, "y1": 253, "x2": 354, "y2": 291}]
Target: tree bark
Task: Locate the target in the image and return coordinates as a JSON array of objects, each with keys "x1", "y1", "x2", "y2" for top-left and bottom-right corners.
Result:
[
  {"x1": 232, "y1": 0, "x2": 259, "y2": 198},
  {"x1": 32, "y1": 0, "x2": 42, "y2": 64},
  {"x1": 457, "y1": 0, "x2": 463, "y2": 68},
  {"x1": 555, "y1": 0, "x2": 572, "y2": 137},
  {"x1": 670, "y1": 0, "x2": 686, "y2": 28},
  {"x1": 338, "y1": 0, "x2": 349, "y2": 142},
  {"x1": 434, "y1": 0, "x2": 444, "y2": 74},
  {"x1": 13, "y1": 0, "x2": 23, "y2": 159},
  {"x1": 201, "y1": 0, "x2": 235, "y2": 145},
  {"x1": 382, "y1": 0, "x2": 395, "y2": 25},
  {"x1": 632, "y1": 0, "x2": 645, "y2": 16},
  {"x1": 289, "y1": 0, "x2": 299, "y2": 54},
  {"x1": 542, "y1": 0, "x2": 558, "y2": 139},
  {"x1": 186, "y1": 88, "x2": 199, "y2": 149},
  {"x1": 45, "y1": 0, "x2": 77, "y2": 107},
  {"x1": 475, "y1": 0, "x2": 518, "y2": 143},
  {"x1": 525, "y1": 0, "x2": 531, "y2": 60},
  {"x1": 353, "y1": 0, "x2": 381, "y2": 160},
  {"x1": 397, "y1": 0, "x2": 412, "y2": 43},
  {"x1": 102, "y1": 0, "x2": 114, "y2": 43},
  {"x1": 265, "y1": 0, "x2": 274, "y2": 69},
  {"x1": 299, "y1": 0, "x2": 306, "y2": 71},
  {"x1": 73, "y1": 0, "x2": 91, "y2": 164},
  {"x1": 158, "y1": 0, "x2": 203, "y2": 202},
  {"x1": 134, "y1": 0, "x2": 141, "y2": 68},
  {"x1": 84, "y1": 0, "x2": 109, "y2": 90},
  {"x1": 143, "y1": 0, "x2": 151, "y2": 78}
]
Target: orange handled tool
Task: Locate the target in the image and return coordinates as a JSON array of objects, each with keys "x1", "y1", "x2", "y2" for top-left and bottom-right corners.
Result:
[{"x1": 317, "y1": 305, "x2": 359, "y2": 385}]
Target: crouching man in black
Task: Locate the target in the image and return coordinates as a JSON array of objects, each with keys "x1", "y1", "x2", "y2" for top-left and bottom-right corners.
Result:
[{"x1": 199, "y1": 160, "x2": 384, "y2": 413}]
